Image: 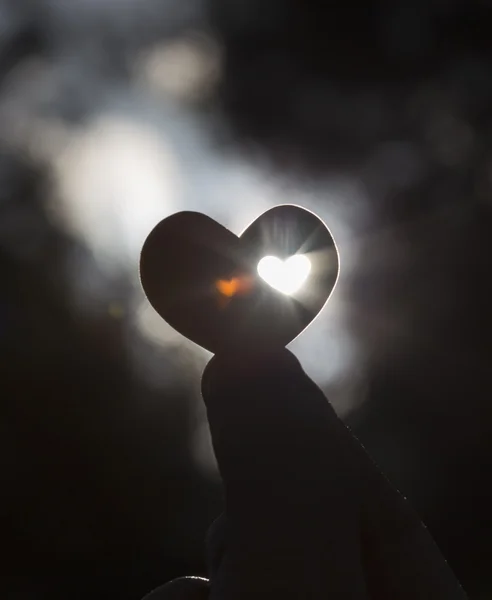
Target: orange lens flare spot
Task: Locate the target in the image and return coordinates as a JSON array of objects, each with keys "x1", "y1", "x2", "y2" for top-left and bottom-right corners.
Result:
[
  {"x1": 216, "y1": 278, "x2": 238, "y2": 297},
  {"x1": 216, "y1": 276, "x2": 253, "y2": 298}
]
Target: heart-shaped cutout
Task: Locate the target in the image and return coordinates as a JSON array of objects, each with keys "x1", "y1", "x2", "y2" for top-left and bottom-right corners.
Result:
[
  {"x1": 257, "y1": 255, "x2": 312, "y2": 296},
  {"x1": 140, "y1": 205, "x2": 339, "y2": 354}
]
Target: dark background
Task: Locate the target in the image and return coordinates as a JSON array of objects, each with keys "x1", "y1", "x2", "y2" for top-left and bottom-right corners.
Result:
[{"x1": 1, "y1": 1, "x2": 491, "y2": 598}]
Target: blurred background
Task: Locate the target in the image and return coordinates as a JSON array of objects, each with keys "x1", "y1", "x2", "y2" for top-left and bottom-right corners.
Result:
[{"x1": 1, "y1": 0, "x2": 491, "y2": 598}]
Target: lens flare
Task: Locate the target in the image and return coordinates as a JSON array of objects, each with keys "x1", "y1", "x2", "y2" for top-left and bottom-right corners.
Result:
[
  {"x1": 257, "y1": 255, "x2": 311, "y2": 295},
  {"x1": 216, "y1": 276, "x2": 254, "y2": 298}
]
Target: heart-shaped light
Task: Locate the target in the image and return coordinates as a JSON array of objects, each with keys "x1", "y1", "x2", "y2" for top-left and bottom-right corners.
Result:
[
  {"x1": 257, "y1": 255, "x2": 311, "y2": 296},
  {"x1": 140, "y1": 205, "x2": 339, "y2": 354}
]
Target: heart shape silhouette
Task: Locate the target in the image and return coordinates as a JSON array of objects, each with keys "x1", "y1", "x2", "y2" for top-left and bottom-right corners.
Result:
[{"x1": 139, "y1": 205, "x2": 339, "y2": 354}]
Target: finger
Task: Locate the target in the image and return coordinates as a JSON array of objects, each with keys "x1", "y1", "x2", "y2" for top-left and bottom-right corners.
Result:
[
  {"x1": 202, "y1": 349, "x2": 369, "y2": 599},
  {"x1": 140, "y1": 577, "x2": 209, "y2": 600},
  {"x1": 361, "y1": 468, "x2": 468, "y2": 599},
  {"x1": 201, "y1": 349, "x2": 365, "y2": 509}
]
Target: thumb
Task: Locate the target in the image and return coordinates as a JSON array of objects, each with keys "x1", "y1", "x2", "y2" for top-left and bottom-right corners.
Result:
[
  {"x1": 201, "y1": 348, "x2": 364, "y2": 522},
  {"x1": 201, "y1": 349, "x2": 369, "y2": 599}
]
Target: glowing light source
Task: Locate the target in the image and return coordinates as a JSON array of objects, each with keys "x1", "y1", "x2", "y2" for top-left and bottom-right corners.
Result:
[{"x1": 257, "y1": 255, "x2": 311, "y2": 295}]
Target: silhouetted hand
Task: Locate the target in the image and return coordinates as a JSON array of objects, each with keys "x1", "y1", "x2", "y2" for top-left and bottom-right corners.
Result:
[{"x1": 142, "y1": 349, "x2": 468, "y2": 599}]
